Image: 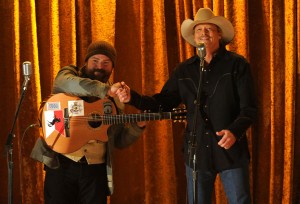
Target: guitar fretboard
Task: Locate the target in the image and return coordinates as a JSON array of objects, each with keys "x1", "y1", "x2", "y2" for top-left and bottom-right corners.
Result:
[{"x1": 102, "y1": 112, "x2": 173, "y2": 124}]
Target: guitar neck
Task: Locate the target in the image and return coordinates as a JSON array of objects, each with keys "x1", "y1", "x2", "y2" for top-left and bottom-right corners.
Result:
[{"x1": 102, "y1": 112, "x2": 173, "y2": 124}]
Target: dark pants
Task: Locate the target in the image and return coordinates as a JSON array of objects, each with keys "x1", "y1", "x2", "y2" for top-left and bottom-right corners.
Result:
[{"x1": 44, "y1": 155, "x2": 108, "y2": 204}]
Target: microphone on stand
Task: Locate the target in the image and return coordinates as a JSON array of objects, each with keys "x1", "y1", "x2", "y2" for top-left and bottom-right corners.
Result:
[
  {"x1": 197, "y1": 43, "x2": 206, "y2": 59},
  {"x1": 191, "y1": 43, "x2": 206, "y2": 204},
  {"x1": 5, "y1": 61, "x2": 32, "y2": 204},
  {"x1": 22, "y1": 61, "x2": 32, "y2": 90}
]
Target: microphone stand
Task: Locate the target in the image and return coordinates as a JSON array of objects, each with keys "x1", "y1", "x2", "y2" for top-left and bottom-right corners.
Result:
[
  {"x1": 5, "y1": 80, "x2": 30, "y2": 204},
  {"x1": 188, "y1": 48, "x2": 205, "y2": 204}
]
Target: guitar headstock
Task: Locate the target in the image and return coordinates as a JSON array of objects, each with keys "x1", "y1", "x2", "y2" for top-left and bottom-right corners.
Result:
[{"x1": 171, "y1": 107, "x2": 187, "y2": 122}]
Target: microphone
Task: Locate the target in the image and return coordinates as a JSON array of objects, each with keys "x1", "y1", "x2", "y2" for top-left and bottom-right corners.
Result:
[
  {"x1": 197, "y1": 43, "x2": 206, "y2": 59},
  {"x1": 22, "y1": 61, "x2": 32, "y2": 90}
]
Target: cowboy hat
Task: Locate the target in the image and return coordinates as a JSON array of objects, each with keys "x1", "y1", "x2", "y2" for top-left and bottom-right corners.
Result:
[{"x1": 181, "y1": 8, "x2": 234, "y2": 47}]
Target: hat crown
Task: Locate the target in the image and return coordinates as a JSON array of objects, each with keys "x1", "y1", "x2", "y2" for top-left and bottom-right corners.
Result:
[
  {"x1": 87, "y1": 41, "x2": 116, "y2": 56},
  {"x1": 195, "y1": 8, "x2": 215, "y2": 21},
  {"x1": 84, "y1": 41, "x2": 116, "y2": 66}
]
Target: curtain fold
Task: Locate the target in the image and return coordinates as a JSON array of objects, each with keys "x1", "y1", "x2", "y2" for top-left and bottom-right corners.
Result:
[
  {"x1": 0, "y1": 0, "x2": 299, "y2": 203},
  {"x1": 282, "y1": 0, "x2": 297, "y2": 203}
]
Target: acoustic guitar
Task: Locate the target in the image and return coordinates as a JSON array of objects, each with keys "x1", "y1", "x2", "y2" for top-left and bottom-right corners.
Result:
[{"x1": 41, "y1": 93, "x2": 186, "y2": 154}]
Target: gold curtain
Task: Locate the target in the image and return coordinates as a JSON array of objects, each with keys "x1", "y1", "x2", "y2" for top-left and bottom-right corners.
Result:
[{"x1": 0, "y1": 0, "x2": 299, "y2": 203}]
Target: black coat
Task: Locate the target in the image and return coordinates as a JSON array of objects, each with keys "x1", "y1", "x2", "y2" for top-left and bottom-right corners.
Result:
[{"x1": 129, "y1": 46, "x2": 257, "y2": 172}]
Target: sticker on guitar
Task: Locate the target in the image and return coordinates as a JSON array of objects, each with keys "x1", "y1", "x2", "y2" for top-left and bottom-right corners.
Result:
[{"x1": 44, "y1": 99, "x2": 85, "y2": 138}]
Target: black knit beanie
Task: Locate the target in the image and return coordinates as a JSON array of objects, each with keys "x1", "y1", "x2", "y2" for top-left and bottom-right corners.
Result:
[{"x1": 84, "y1": 41, "x2": 117, "y2": 66}]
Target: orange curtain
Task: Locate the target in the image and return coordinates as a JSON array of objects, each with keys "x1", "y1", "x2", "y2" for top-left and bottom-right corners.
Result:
[{"x1": 0, "y1": 0, "x2": 299, "y2": 203}]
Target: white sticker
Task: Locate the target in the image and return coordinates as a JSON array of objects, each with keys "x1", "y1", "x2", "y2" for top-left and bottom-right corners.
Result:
[{"x1": 68, "y1": 100, "x2": 84, "y2": 116}]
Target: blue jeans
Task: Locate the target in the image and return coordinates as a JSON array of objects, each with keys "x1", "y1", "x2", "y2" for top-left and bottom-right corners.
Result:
[{"x1": 186, "y1": 165, "x2": 251, "y2": 204}]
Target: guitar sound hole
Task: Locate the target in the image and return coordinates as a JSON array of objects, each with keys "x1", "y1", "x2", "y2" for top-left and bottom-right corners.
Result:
[{"x1": 88, "y1": 113, "x2": 102, "y2": 128}]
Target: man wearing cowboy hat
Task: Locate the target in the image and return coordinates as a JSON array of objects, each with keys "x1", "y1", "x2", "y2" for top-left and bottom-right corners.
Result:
[{"x1": 117, "y1": 8, "x2": 257, "y2": 204}]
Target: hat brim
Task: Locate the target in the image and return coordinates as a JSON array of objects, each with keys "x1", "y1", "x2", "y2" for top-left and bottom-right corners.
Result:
[{"x1": 181, "y1": 16, "x2": 234, "y2": 47}]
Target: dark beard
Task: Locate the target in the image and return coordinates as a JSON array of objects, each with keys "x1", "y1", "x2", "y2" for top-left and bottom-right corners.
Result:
[
  {"x1": 89, "y1": 69, "x2": 110, "y2": 82},
  {"x1": 81, "y1": 66, "x2": 110, "y2": 83}
]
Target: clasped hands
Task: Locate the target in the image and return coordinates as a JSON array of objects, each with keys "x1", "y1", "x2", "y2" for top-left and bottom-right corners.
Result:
[
  {"x1": 107, "y1": 81, "x2": 131, "y2": 103},
  {"x1": 108, "y1": 81, "x2": 146, "y2": 128}
]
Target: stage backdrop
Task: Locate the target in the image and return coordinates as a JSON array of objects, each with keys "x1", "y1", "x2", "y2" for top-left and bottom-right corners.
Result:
[{"x1": 0, "y1": 0, "x2": 299, "y2": 203}]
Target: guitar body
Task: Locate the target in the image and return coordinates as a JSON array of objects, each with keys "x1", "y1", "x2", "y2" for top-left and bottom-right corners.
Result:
[{"x1": 41, "y1": 93, "x2": 116, "y2": 154}]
